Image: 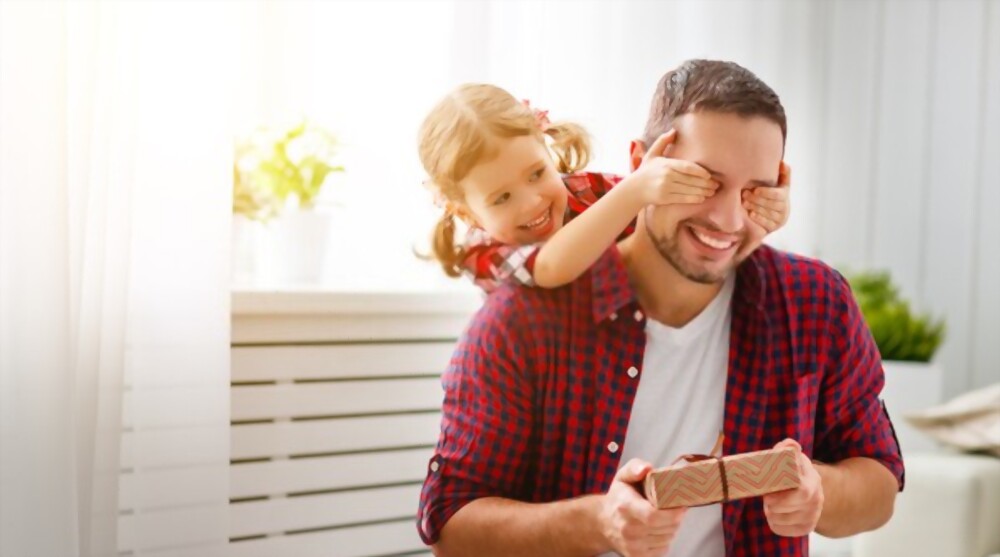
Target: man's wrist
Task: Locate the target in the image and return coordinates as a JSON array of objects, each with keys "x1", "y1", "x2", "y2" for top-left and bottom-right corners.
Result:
[{"x1": 573, "y1": 494, "x2": 610, "y2": 553}]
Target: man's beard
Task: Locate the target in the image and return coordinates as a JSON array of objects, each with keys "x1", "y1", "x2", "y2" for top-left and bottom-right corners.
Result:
[{"x1": 644, "y1": 209, "x2": 749, "y2": 285}]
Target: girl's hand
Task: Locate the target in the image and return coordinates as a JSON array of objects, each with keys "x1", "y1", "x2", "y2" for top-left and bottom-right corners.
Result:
[
  {"x1": 629, "y1": 130, "x2": 719, "y2": 207},
  {"x1": 743, "y1": 161, "x2": 791, "y2": 233}
]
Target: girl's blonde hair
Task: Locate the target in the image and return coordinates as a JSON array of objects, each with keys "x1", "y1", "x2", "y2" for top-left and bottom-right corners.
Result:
[{"x1": 419, "y1": 83, "x2": 592, "y2": 277}]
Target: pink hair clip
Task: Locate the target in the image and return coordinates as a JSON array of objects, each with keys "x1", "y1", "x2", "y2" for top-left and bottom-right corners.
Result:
[{"x1": 521, "y1": 99, "x2": 551, "y2": 131}]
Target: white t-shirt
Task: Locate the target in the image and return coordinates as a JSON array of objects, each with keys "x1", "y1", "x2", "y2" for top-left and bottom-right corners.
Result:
[{"x1": 601, "y1": 274, "x2": 734, "y2": 557}]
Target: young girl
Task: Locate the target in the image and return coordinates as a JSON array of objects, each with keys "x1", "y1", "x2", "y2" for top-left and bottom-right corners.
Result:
[{"x1": 418, "y1": 83, "x2": 789, "y2": 292}]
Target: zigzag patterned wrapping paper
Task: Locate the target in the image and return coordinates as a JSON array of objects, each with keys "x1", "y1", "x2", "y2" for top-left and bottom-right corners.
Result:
[{"x1": 643, "y1": 447, "x2": 801, "y2": 509}]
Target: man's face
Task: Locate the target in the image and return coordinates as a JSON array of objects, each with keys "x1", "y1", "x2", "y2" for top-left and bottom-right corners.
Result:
[{"x1": 634, "y1": 111, "x2": 784, "y2": 284}]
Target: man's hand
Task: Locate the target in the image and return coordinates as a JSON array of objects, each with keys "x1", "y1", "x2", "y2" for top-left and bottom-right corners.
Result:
[
  {"x1": 762, "y1": 438, "x2": 825, "y2": 537},
  {"x1": 628, "y1": 130, "x2": 719, "y2": 208},
  {"x1": 599, "y1": 458, "x2": 688, "y2": 557}
]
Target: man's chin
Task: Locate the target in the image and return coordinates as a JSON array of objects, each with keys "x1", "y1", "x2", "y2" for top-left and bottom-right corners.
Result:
[{"x1": 667, "y1": 242, "x2": 752, "y2": 284}]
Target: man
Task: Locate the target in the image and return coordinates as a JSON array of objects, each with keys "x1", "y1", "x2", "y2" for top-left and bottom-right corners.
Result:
[{"x1": 417, "y1": 59, "x2": 903, "y2": 557}]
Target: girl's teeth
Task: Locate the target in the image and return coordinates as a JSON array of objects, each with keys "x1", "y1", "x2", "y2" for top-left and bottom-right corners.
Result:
[
  {"x1": 693, "y1": 230, "x2": 734, "y2": 250},
  {"x1": 524, "y1": 210, "x2": 549, "y2": 228}
]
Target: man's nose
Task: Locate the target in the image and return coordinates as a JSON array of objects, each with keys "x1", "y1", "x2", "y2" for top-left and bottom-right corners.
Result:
[{"x1": 704, "y1": 186, "x2": 745, "y2": 233}]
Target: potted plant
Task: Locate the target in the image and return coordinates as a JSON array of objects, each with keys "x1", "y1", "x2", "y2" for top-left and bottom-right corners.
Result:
[
  {"x1": 846, "y1": 270, "x2": 946, "y2": 454},
  {"x1": 232, "y1": 120, "x2": 344, "y2": 284}
]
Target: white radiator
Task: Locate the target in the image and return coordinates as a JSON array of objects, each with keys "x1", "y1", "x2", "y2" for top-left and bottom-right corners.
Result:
[{"x1": 229, "y1": 291, "x2": 478, "y2": 557}]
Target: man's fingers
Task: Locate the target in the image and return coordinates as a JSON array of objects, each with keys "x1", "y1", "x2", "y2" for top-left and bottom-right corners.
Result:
[
  {"x1": 774, "y1": 438, "x2": 802, "y2": 453},
  {"x1": 764, "y1": 491, "x2": 809, "y2": 513},
  {"x1": 765, "y1": 509, "x2": 803, "y2": 527},
  {"x1": 615, "y1": 458, "x2": 652, "y2": 483},
  {"x1": 646, "y1": 507, "x2": 686, "y2": 529}
]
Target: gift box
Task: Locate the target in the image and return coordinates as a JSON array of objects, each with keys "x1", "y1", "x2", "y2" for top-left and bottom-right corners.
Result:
[{"x1": 643, "y1": 447, "x2": 801, "y2": 509}]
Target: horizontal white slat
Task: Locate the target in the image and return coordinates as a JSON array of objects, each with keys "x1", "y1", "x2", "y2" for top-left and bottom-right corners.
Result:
[
  {"x1": 231, "y1": 290, "x2": 482, "y2": 316},
  {"x1": 119, "y1": 465, "x2": 228, "y2": 511},
  {"x1": 118, "y1": 504, "x2": 227, "y2": 552},
  {"x1": 230, "y1": 483, "x2": 422, "y2": 538},
  {"x1": 231, "y1": 342, "x2": 454, "y2": 382},
  {"x1": 227, "y1": 519, "x2": 425, "y2": 557},
  {"x1": 137, "y1": 542, "x2": 228, "y2": 557},
  {"x1": 231, "y1": 378, "x2": 443, "y2": 421},
  {"x1": 231, "y1": 413, "x2": 441, "y2": 460},
  {"x1": 231, "y1": 313, "x2": 472, "y2": 344},
  {"x1": 122, "y1": 388, "x2": 228, "y2": 429},
  {"x1": 230, "y1": 447, "x2": 432, "y2": 499},
  {"x1": 121, "y1": 426, "x2": 228, "y2": 469}
]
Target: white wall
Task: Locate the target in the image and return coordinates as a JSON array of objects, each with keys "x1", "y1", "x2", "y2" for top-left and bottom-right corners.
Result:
[
  {"x1": 239, "y1": 0, "x2": 999, "y2": 396},
  {"x1": 812, "y1": 0, "x2": 1000, "y2": 397}
]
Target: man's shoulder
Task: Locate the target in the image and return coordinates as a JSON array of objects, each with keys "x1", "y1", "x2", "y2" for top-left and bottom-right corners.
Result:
[
  {"x1": 466, "y1": 245, "x2": 624, "y2": 342},
  {"x1": 750, "y1": 245, "x2": 851, "y2": 303},
  {"x1": 468, "y1": 281, "x2": 572, "y2": 336}
]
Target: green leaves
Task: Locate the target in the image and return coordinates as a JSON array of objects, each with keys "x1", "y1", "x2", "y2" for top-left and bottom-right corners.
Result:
[
  {"x1": 233, "y1": 120, "x2": 344, "y2": 221},
  {"x1": 846, "y1": 271, "x2": 946, "y2": 363}
]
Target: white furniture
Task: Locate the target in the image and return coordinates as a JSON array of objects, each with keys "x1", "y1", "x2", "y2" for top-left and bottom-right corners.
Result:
[
  {"x1": 853, "y1": 452, "x2": 1000, "y2": 557},
  {"x1": 811, "y1": 361, "x2": 947, "y2": 557},
  {"x1": 880, "y1": 361, "x2": 945, "y2": 454},
  {"x1": 229, "y1": 289, "x2": 479, "y2": 557}
]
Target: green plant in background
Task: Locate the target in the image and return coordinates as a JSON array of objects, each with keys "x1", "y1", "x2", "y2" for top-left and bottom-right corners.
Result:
[
  {"x1": 233, "y1": 120, "x2": 344, "y2": 222},
  {"x1": 846, "y1": 270, "x2": 946, "y2": 362}
]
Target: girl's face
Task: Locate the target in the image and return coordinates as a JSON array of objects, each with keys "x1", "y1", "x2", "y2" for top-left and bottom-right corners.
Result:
[{"x1": 458, "y1": 135, "x2": 569, "y2": 245}]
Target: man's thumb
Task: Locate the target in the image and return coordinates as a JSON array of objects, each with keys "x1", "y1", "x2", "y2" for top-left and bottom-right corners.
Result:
[{"x1": 615, "y1": 458, "x2": 652, "y2": 482}]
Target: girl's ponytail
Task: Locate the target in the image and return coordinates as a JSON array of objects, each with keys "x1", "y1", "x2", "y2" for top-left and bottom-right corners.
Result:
[
  {"x1": 430, "y1": 211, "x2": 465, "y2": 278},
  {"x1": 544, "y1": 121, "x2": 591, "y2": 174}
]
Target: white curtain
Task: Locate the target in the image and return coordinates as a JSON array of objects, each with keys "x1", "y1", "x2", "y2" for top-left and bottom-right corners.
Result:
[
  {"x1": 233, "y1": 0, "x2": 824, "y2": 295},
  {"x1": 1, "y1": 2, "x2": 235, "y2": 556}
]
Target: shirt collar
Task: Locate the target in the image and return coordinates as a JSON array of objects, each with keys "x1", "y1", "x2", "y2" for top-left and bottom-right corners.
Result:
[
  {"x1": 735, "y1": 247, "x2": 768, "y2": 310},
  {"x1": 589, "y1": 245, "x2": 771, "y2": 323},
  {"x1": 590, "y1": 247, "x2": 637, "y2": 323}
]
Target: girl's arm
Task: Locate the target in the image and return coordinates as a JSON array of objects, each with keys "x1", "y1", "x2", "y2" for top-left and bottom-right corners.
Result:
[
  {"x1": 531, "y1": 176, "x2": 650, "y2": 288},
  {"x1": 533, "y1": 132, "x2": 716, "y2": 288}
]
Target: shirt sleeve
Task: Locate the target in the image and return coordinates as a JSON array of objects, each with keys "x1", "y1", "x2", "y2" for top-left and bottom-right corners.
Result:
[
  {"x1": 416, "y1": 293, "x2": 535, "y2": 544},
  {"x1": 458, "y1": 172, "x2": 626, "y2": 293},
  {"x1": 461, "y1": 241, "x2": 542, "y2": 293},
  {"x1": 814, "y1": 270, "x2": 905, "y2": 490}
]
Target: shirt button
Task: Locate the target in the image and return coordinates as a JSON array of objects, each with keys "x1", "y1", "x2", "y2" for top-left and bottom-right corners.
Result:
[
  {"x1": 634, "y1": 310, "x2": 644, "y2": 322},
  {"x1": 429, "y1": 460, "x2": 440, "y2": 472},
  {"x1": 610, "y1": 312, "x2": 618, "y2": 321},
  {"x1": 607, "y1": 441, "x2": 619, "y2": 454},
  {"x1": 627, "y1": 366, "x2": 639, "y2": 378}
]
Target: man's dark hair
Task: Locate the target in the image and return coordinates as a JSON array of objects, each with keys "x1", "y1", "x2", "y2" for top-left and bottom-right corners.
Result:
[{"x1": 643, "y1": 59, "x2": 786, "y2": 146}]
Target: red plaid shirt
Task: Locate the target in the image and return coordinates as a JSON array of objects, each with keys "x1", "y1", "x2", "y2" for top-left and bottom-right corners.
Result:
[
  {"x1": 462, "y1": 171, "x2": 626, "y2": 292},
  {"x1": 418, "y1": 244, "x2": 904, "y2": 556}
]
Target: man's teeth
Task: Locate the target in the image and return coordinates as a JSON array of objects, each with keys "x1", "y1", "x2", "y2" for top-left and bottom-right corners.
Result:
[{"x1": 693, "y1": 229, "x2": 735, "y2": 250}]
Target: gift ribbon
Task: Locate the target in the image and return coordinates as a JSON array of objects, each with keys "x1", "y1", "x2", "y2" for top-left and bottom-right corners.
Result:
[{"x1": 671, "y1": 432, "x2": 730, "y2": 503}]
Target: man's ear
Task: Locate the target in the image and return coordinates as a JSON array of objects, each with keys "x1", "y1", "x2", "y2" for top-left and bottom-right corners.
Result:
[{"x1": 629, "y1": 139, "x2": 647, "y2": 173}]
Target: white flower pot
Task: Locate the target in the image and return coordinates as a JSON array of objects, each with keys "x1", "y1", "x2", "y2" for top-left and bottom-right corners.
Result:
[
  {"x1": 255, "y1": 209, "x2": 332, "y2": 285},
  {"x1": 880, "y1": 361, "x2": 945, "y2": 455}
]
